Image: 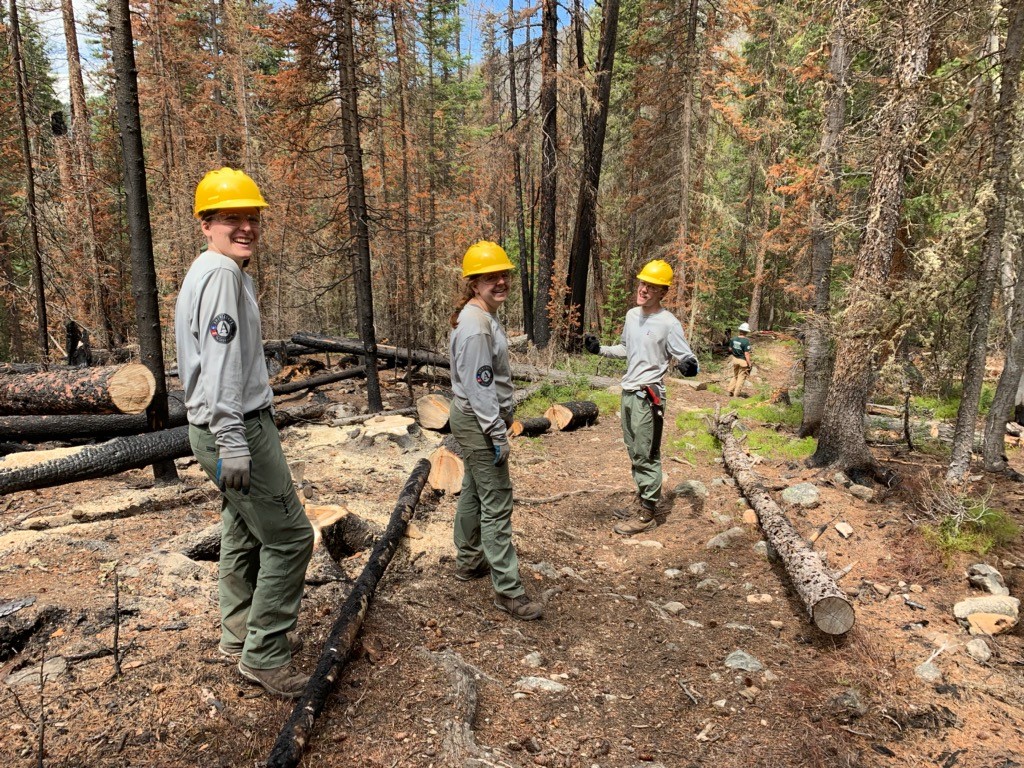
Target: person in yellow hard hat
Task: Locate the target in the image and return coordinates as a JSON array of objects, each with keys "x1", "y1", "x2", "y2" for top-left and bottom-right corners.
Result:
[
  {"x1": 447, "y1": 241, "x2": 543, "y2": 620},
  {"x1": 174, "y1": 168, "x2": 313, "y2": 698},
  {"x1": 584, "y1": 259, "x2": 699, "y2": 535}
]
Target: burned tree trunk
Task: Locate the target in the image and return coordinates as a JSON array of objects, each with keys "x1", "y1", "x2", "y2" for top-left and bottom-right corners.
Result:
[
  {"x1": 270, "y1": 367, "x2": 366, "y2": 396},
  {"x1": 710, "y1": 413, "x2": 855, "y2": 635},
  {"x1": 0, "y1": 403, "x2": 325, "y2": 495},
  {"x1": 510, "y1": 417, "x2": 551, "y2": 437},
  {"x1": 0, "y1": 364, "x2": 156, "y2": 415},
  {"x1": 266, "y1": 459, "x2": 431, "y2": 768},
  {"x1": 544, "y1": 401, "x2": 599, "y2": 431},
  {"x1": 0, "y1": 397, "x2": 187, "y2": 442}
]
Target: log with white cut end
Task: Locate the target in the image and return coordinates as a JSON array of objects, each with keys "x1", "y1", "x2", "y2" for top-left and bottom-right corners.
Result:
[
  {"x1": 427, "y1": 434, "x2": 464, "y2": 495},
  {"x1": 544, "y1": 401, "x2": 599, "y2": 431},
  {"x1": 709, "y1": 412, "x2": 855, "y2": 636},
  {"x1": 510, "y1": 417, "x2": 551, "y2": 437},
  {"x1": 0, "y1": 363, "x2": 156, "y2": 415},
  {"x1": 416, "y1": 393, "x2": 451, "y2": 431}
]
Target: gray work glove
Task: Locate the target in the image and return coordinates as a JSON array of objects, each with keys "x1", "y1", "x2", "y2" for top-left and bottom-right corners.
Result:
[
  {"x1": 583, "y1": 334, "x2": 601, "y2": 355},
  {"x1": 677, "y1": 355, "x2": 699, "y2": 378},
  {"x1": 217, "y1": 455, "x2": 252, "y2": 494},
  {"x1": 492, "y1": 434, "x2": 510, "y2": 466}
]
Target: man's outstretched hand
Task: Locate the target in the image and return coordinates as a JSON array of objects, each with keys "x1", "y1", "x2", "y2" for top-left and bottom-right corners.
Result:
[{"x1": 584, "y1": 334, "x2": 601, "y2": 355}]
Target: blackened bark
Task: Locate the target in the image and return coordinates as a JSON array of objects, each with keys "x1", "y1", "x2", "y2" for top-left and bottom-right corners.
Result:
[
  {"x1": 534, "y1": 0, "x2": 558, "y2": 348},
  {"x1": 108, "y1": 0, "x2": 178, "y2": 482},
  {"x1": 950, "y1": 2, "x2": 1024, "y2": 482},
  {"x1": 266, "y1": 460, "x2": 431, "y2": 767},
  {"x1": 565, "y1": 0, "x2": 621, "y2": 345},
  {"x1": 811, "y1": 0, "x2": 934, "y2": 475},
  {"x1": 337, "y1": 0, "x2": 383, "y2": 412},
  {"x1": 508, "y1": 0, "x2": 533, "y2": 339},
  {"x1": 800, "y1": 0, "x2": 852, "y2": 437}
]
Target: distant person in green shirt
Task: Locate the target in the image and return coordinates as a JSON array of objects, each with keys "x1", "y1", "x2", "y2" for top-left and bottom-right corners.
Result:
[{"x1": 728, "y1": 323, "x2": 752, "y2": 397}]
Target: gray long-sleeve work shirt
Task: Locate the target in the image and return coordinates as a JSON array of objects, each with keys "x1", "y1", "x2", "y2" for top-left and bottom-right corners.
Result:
[
  {"x1": 599, "y1": 307, "x2": 694, "y2": 392},
  {"x1": 449, "y1": 303, "x2": 514, "y2": 442}
]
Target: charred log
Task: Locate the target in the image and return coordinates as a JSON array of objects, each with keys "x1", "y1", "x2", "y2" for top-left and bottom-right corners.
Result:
[
  {"x1": 266, "y1": 459, "x2": 431, "y2": 768},
  {"x1": 0, "y1": 363, "x2": 156, "y2": 415},
  {"x1": 544, "y1": 400, "x2": 599, "y2": 431},
  {"x1": 510, "y1": 417, "x2": 551, "y2": 437}
]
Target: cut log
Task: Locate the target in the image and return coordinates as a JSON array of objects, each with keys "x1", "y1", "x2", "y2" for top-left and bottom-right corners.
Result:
[
  {"x1": 266, "y1": 459, "x2": 431, "y2": 768},
  {"x1": 866, "y1": 402, "x2": 902, "y2": 417},
  {"x1": 0, "y1": 395, "x2": 188, "y2": 442},
  {"x1": 427, "y1": 434, "x2": 464, "y2": 495},
  {"x1": 0, "y1": 403, "x2": 325, "y2": 495},
  {"x1": 0, "y1": 363, "x2": 156, "y2": 415},
  {"x1": 709, "y1": 412, "x2": 855, "y2": 636},
  {"x1": 360, "y1": 415, "x2": 417, "y2": 450},
  {"x1": 416, "y1": 393, "x2": 451, "y2": 431},
  {"x1": 544, "y1": 400, "x2": 599, "y2": 431},
  {"x1": 510, "y1": 416, "x2": 551, "y2": 437},
  {"x1": 330, "y1": 407, "x2": 416, "y2": 427}
]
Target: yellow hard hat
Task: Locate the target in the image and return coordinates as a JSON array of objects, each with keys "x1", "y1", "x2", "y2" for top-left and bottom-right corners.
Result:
[
  {"x1": 462, "y1": 241, "x2": 514, "y2": 278},
  {"x1": 194, "y1": 167, "x2": 268, "y2": 218},
  {"x1": 636, "y1": 259, "x2": 673, "y2": 286}
]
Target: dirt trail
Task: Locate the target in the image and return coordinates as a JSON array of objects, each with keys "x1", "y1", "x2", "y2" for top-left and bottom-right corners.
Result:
[{"x1": 1, "y1": 340, "x2": 1023, "y2": 767}]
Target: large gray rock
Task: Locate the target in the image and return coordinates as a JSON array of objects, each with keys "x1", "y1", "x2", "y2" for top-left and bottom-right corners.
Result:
[
  {"x1": 953, "y1": 595, "x2": 1020, "y2": 635},
  {"x1": 781, "y1": 483, "x2": 820, "y2": 508},
  {"x1": 706, "y1": 527, "x2": 746, "y2": 549},
  {"x1": 849, "y1": 484, "x2": 875, "y2": 502},
  {"x1": 515, "y1": 676, "x2": 567, "y2": 693},
  {"x1": 674, "y1": 480, "x2": 709, "y2": 499},
  {"x1": 724, "y1": 650, "x2": 763, "y2": 672},
  {"x1": 968, "y1": 563, "x2": 1009, "y2": 596}
]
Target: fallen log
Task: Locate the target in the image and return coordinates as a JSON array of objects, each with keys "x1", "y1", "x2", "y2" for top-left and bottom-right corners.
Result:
[
  {"x1": 427, "y1": 434, "x2": 464, "y2": 495},
  {"x1": 292, "y1": 332, "x2": 622, "y2": 388},
  {"x1": 0, "y1": 363, "x2": 156, "y2": 415},
  {"x1": 544, "y1": 400, "x2": 599, "y2": 431},
  {"x1": 330, "y1": 407, "x2": 417, "y2": 427},
  {"x1": 416, "y1": 392, "x2": 451, "y2": 431},
  {"x1": 0, "y1": 403, "x2": 326, "y2": 495},
  {"x1": 510, "y1": 416, "x2": 551, "y2": 437},
  {"x1": 0, "y1": 395, "x2": 188, "y2": 442},
  {"x1": 266, "y1": 459, "x2": 431, "y2": 768},
  {"x1": 709, "y1": 412, "x2": 855, "y2": 636},
  {"x1": 271, "y1": 366, "x2": 365, "y2": 396}
]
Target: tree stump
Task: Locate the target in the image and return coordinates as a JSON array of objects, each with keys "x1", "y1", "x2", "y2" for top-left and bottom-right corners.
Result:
[
  {"x1": 544, "y1": 401, "x2": 599, "y2": 431},
  {"x1": 710, "y1": 412, "x2": 855, "y2": 636},
  {"x1": 0, "y1": 364, "x2": 156, "y2": 415},
  {"x1": 510, "y1": 417, "x2": 551, "y2": 437},
  {"x1": 416, "y1": 393, "x2": 452, "y2": 431}
]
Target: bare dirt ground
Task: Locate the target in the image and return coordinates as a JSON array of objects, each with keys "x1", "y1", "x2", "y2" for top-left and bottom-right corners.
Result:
[{"x1": 2, "y1": 341, "x2": 1024, "y2": 768}]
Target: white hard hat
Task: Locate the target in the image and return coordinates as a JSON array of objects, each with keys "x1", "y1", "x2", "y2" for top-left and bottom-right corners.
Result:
[{"x1": 738, "y1": 322, "x2": 751, "y2": 333}]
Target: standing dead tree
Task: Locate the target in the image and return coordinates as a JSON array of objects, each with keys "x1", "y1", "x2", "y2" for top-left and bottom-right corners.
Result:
[
  {"x1": 710, "y1": 412, "x2": 855, "y2": 635},
  {"x1": 266, "y1": 459, "x2": 431, "y2": 768}
]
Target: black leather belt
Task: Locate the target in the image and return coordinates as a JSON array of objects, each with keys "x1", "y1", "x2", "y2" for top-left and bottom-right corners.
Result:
[{"x1": 194, "y1": 407, "x2": 268, "y2": 430}]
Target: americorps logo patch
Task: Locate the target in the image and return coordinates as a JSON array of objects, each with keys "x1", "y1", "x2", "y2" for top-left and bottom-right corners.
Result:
[
  {"x1": 475, "y1": 365, "x2": 494, "y2": 386},
  {"x1": 210, "y1": 313, "x2": 237, "y2": 344}
]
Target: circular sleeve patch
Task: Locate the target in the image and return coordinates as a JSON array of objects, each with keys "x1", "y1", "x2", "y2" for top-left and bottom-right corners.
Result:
[
  {"x1": 210, "y1": 313, "x2": 238, "y2": 344},
  {"x1": 475, "y1": 365, "x2": 494, "y2": 386}
]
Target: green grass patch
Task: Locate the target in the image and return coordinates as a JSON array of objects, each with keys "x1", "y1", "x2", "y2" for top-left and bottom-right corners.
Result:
[
  {"x1": 923, "y1": 507, "x2": 1019, "y2": 562},
  {"x1": 911, "y1": 383, "x2": 996, "y2": 420},
  {"x1": 746, "y1": 429, "x2": 816, "y2": 460},
  {"x1": 735, "y1": 400, "x2": 804, "y2": 428},
  {"x1": 671, "y1": 409, "x2": 720, "y2": 464}
]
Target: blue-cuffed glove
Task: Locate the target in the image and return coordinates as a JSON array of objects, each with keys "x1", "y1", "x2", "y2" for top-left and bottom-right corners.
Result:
[
  {"x1": 492, "y1": 435, "x2": 510, "y2": 466},
  {"x1": 584, "y1": 334, "x2": 601, "y2": 355},
  {"x1": 677, "y1": 355, "x2": 699, "y2": 378},
  {"x1": 217, "y1": 455, "x2": 252, "y2": 494}
]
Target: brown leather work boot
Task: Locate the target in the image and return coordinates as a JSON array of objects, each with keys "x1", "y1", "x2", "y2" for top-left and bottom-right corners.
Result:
[
  {"x1": 493, "y1": 593, "x2": 544, "y2": 621},
  {"x1": 219, "y1": 631, "x2": 303, "y2": 660},
  {"x1": 238, "y1": 660, "x2": 310, "y2": 698},
  {"x1": 454, "y1": 562, "x2": 491, "y2": 582},
  {"x1": 613, "y1": 506, "x2": 657, "y2": 536}
]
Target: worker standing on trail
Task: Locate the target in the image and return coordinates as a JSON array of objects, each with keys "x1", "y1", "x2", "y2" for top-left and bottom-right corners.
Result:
[
  {"x1": 175, "y1": 168, "x2": 313, "y2": 698},
  {"x1": 448, "y1": 241, "x2": 543, "y2": 621},
  {"x1": 728, "y1": 323, "x2": 753, "y2": 397},
  {"x1": 585, "y1": 259, "x2": 699, "y2": 536}
]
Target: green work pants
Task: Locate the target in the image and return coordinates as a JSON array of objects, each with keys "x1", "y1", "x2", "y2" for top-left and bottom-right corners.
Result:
[
  {"x1": 621, "y1": 390, "x2": 663, "y2": 507},
  {"x1": 189, "y1": 410, "x2": 314, "y2": 670},
  {"x1": 449, "y1": 406, "x2": 524, "y2": 598}
]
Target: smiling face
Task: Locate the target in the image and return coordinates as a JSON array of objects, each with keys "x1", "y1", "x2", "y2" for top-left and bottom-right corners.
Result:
[
  {"x1": 636, "y1": 280, "x2": 667, "y2": 312},
  {"x1": 472, "y1": 270, "x2": 511, "y2": 313},
  {"x1": 201, "y1": 207, "x2": 261, "y2": 267}
]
